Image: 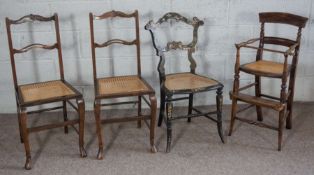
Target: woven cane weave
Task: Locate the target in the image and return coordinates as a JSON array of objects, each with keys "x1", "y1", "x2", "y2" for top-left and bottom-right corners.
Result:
[
  {"x1": 241, "y1": 60, "x2": 290, "y2": 76},
  {"x1": 20, "y1": 80, "x2": 75, "y2": 103},
  {"x1": 98, "y1": 75, "x2": 150, "y2": 95},
  {"x1": 165, "y1": 73, "x2": 218, "y2": 91}
]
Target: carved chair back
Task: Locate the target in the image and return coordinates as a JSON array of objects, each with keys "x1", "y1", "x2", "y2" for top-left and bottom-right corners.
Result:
[
  {"x1": 89, "y1": 10, "x2": 141, "y2": 88},
  {"x1": 145, "y1": 12, "x2": 204, "y2": 85},
  {"x1": 256, "y1": 12, "x2": 308, "y2": 63},
  {"x1": 6, "y1": 13, "x2": 64, "y2": 93}
]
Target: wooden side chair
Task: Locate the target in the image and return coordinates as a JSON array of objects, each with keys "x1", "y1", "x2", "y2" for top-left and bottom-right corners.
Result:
[
  {"x1": 145, "y1": 12, "x2": 224, "y2": 153},
  {"x1": 89, "y1": 10, "x2": 157, "y2": 159},
  {"x1": 228, "y1": 12, "x2": 308, "y2": 151},
  {"x1": 6, "y1": 14, "x2": 86, "y2": 170}
]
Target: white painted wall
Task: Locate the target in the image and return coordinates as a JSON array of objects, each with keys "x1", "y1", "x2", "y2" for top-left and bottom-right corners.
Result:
[{"x1": 0, "y1": 0, "x2": 314, "y2": 113}]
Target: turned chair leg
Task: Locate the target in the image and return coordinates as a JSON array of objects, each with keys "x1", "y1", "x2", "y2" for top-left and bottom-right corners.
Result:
[
  {"x1": 278, "y1": 109, "x2": 285, "y2": 151},
  {"x1": 77, "y1": 99, "x2": 87, "y2": 158},
  {"x1": 228, "y1": 98, "x2": 238, "y2": 136},
  {"x1": 286, "y1": 96, "x2": 293, "y2": 129},
  {"x1": 187, "y1": 94, "x2": 193, "y2": 123},
  {"x1": 63, "y1": 100, "x2": 69, "y2": 134},
  {"x1": 166, "y1": 95, "x2": 173, "y2": 153},
  {"x1": 149, "y1": 95, "x2": 157, "y2": 153},
  {"x1": 255, "y1": 76, "x2": 263, "y2": 121},
  {"x1": 286, "y1": 81, "x2": 295, "y2": 129},
  {"x1": 216, "y1": 88, "x2": 224, "y2": 143},
  {"x1": 158, "y1": 90, "x2": 166, "y2": 127},
  {"x1": 137, "y1": 96, "x2": 142, "y2": 128},
  {"x1": 20, "y1": 110, "x2": 31, "y2": 170},
  {"x1": 94, "y1": 100, "x2": 104, "y2": 160}
]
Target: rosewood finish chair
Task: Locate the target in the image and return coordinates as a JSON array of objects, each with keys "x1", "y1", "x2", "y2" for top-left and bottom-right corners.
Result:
[
  {"x1": 6, "y1": 14, "x2": 86, "y2": 170},
  {"x1": 145, "y1": 12, "x2": 224, "y2": 153},
  {"x1": 228, "y1": 12, "x2": 308, "y2": 151},
  {"x1": 89, "y1": 10, "x2": 157, "y2": 159}
]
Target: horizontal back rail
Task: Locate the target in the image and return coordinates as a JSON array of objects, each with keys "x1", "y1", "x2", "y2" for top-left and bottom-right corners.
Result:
[
  {"x1": 13, "y1": 43, "x2": 58, "y2": 54},
  {"x1": 95, "y1": 39, "x2": 136, "y2": 48},
  {"x1": 93, "y1": 10, "x2": 136, "y2": 20},
  {"x1": 7, "y1": 14, "x2": 55, "y2": 25},
  {"x1": 263, "y1": 37, "x2": 296, "y2": 47},
  {"x1": 259, "y1": 12, "x2": 308, "y2": 28}
]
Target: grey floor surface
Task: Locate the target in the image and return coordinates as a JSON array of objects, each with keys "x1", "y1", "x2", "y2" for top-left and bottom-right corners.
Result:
[{"x1": 0, "y1": 103, "x2": 313, "y2": 175}]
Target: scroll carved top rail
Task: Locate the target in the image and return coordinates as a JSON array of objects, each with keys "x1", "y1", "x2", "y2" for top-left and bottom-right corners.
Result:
[
  {"x1": 145, "y1": 12, "x2": 204, "y2": 54},
  {"x1": 7, "y1": 14, "x2": 55, "y2": 25},
  {"x1": 93, "y1": 10, "x2": 137, "y2": 20}
]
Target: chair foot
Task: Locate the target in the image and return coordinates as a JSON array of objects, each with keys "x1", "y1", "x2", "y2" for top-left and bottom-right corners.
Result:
[
  {"x1": 24, "y1": 156, "x2": 31, "y2": 170},
  {"x1": 217, "y1": 124, "x2": 225, "y2": 143},
  {"x1": 187, "y1": 118, "x2": 191, "y2": 123},
  {"x1": 151, "y1": 145, "x2": 157, "y2": 153},
  {"x1": 97, "y1": 148, "x2": 103, "y2": 160},
  {"x1": 157, "y1": 113, "x2": 163, "y2": 127},
  {"x1": 80, "y1": 146, "x2": 87, "y2": 158},
  {"x1": 166, "y1": 143, "x2": 171, "y2": 153}
]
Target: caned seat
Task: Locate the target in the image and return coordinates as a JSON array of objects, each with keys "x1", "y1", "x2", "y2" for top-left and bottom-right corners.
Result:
[
  {"x1": 240, "y1": 60, "x2": 291, "y2": 78},
  {"x1": 19, "y1": 80, "x2": 77, "y2": 104},
  {"x1": 97, "y1": 75, "x2": 153, "y2": 97},
  {"x1": 146, "y1": 12, "x2": 224, "y2": 153},
  {"x1": 165, "y1": 73, "x2": 219, "y2": 92}
]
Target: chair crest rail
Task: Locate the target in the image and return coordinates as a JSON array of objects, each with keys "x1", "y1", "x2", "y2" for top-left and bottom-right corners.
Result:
[
  {"x1": 7, "y1": 14, "x2": 55, "y2": 25},
  {"x1": 93, "y1": 10, "x2": 137, "y2": 20}
]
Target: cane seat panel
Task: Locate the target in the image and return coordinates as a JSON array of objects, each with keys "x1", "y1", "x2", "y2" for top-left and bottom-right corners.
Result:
[
  {"x1": 165, "y1": 73, "x2": 219, "y2": 91},
  {"x1": 97, "y1": 75, "x2": 152, "y2": 96},
  {"x1": 19, "y1": 80, "x2": 76, "y2": 103},
  {"x1": 240, "y1": 60, "x2": 291, "y2": 77}
]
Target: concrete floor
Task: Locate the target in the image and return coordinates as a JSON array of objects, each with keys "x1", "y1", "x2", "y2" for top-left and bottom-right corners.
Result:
[{"x1": 0, "y1": 103, "x2": 313, "y2": 175}]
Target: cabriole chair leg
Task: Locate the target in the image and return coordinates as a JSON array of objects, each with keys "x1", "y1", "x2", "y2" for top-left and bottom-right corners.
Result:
[
  {"x1": 78, "y1": 99, "x2": 87, "y2": 158},
  {"x1": 94, "y1": 100, "x2": 104, "y2": 160}
]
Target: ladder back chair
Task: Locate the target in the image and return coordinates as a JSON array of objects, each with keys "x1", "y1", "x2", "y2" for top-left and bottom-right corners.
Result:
[
  {"x1": 228, "y1": 12, "x2": 308, "y2": 151},
  {"x1": 6, "y1": 14, "x2": 86, "y2": 170},
  {"x1": 145, "y1": 12, "x2": 224, "y2": 153},
  {"x1": 89, "y1": 10, "x2": 157, "y2": 159}
]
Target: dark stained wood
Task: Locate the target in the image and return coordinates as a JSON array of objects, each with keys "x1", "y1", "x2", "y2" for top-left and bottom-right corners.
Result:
[
  {"x1": 89, "y1": 10, "x2": 157, "y2": 158},
  {"x1": 259, "y1": 12, "x2": 308, "y2": 28},
  {"x1": 6, "y1": 13, "x2": 86, "y2": 169},
  {"x1": 228, "y1": 12, "x2": 308, "y2": 151},
  {"x1": 146, "y1": 12, "x2": 224, "y2": 153}
]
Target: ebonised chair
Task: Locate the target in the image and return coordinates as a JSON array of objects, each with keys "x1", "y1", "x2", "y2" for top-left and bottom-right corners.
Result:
[
  {"x1": 228, "y1": 12, "x2": 308, "y2": 151},
  {"x1": 6, "y1": 14, "x2": 86, "y2": 170},
  {"x1": 89, "y1": 10, "x2": 157, "y2": 159},
  {"x1": 145, "y1": 12, "x2": 224, "y2": 152}
]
